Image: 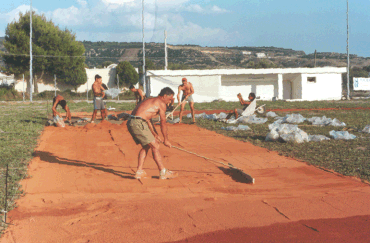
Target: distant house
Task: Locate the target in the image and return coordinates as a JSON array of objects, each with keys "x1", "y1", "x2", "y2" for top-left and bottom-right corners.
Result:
[
  {"x1": 0, "y1": 73, "x2": 15, "y2": 86},
  {"x1": 256, "y1": 53, "x2": 266, "y2": 58},
  {"x1": 145, "y1": 67, "x2": 347, "y2": 102},
  {"x1": 241, "y1": 51, "x2": 252, "y2": 55}
]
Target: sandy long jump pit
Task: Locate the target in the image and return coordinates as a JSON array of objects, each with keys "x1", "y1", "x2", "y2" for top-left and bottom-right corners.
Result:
[{"x1": 1, "y1": 119, "x2": 370, "y2": 243}]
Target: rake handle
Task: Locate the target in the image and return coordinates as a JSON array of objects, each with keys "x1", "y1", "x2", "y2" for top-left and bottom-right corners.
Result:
[{"x1": 166, "y1": 100, "x2": 187, "y2": 119}]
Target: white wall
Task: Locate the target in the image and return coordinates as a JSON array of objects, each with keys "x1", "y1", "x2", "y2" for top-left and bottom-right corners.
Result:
[
  {"x1": 220, "y1": 74, "x2": 277, "y2": 101},
  {"x1": 149, "y1": 75, "x2": 220, "y2": 102},
  {"x1": 78, "y1": 67, "x2": 117, "y2": 92},
  {"x1": 301, "y1": 73, "x2": 342, "y2": 100},
  {"x1": 291, "y1": 74, "x2": 302, "y2": 99}
]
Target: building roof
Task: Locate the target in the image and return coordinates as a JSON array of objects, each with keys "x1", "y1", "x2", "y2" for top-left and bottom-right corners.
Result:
[{"x1": 147, "y1": 67, "x2": 347, "y2": 77}]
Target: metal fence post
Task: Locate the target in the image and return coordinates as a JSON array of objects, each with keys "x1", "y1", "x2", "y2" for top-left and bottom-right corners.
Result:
[{"x1": 117, "y1": 74, "x2": 119, "y2": 101}]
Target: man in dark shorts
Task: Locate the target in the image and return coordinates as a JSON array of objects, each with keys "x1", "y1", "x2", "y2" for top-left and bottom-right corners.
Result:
[
  {"x1": 52, "y1": 94, "x2": 71, "y2": 123},
  {"x1": 177, "y1": 77, "x2": 195, "y2": 123},
  {"x1": 226, "y1": 92, "x2": 256, "y2": 119},
  {"x1": 91, "y1": 74, "x2": 106, "y2": 123},
  {"x1": 130, "y1": 85, "x2": 146, "y2": 105},
  {"x1": 127, "y1": 87, "x2": 178, "y2": 180}
]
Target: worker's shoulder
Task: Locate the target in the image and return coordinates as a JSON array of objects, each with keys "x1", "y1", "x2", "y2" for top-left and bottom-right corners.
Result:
[{"x1": 56, "y1": 94, "x2": 64, "y2": 100}]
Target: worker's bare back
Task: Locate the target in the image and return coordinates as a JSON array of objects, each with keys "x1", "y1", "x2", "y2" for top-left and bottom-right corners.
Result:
[
  {"x1": 179, "y1": 82, "x2": 194, "y2": 96},
  {"x1": 132, "y1": 97, "x2": 167, "y2": 121}
]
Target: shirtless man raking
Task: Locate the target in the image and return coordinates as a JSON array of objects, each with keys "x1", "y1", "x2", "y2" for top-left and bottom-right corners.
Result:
[{"x1": 127, "y1": 87, "x2": 178, "y2": 180}]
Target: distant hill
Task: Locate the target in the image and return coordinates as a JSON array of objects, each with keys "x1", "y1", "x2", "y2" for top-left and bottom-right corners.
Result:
[{"x1": 1, "y1": 37, "x2": 369, "y2": 70}]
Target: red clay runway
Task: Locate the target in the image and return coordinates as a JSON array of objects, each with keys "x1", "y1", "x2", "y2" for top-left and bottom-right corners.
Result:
[{"x1": 1, "y1": 120, "x2": 370, "y2": 242}]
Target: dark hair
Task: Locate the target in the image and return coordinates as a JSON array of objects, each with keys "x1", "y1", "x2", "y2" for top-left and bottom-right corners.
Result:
[
  {"x1": 158, "y1": 87, "x2": 175, "y2": 97},
  {"x1": 95, "y1": 74, "x2": 102, "y2": 80},
  {"x1": 101, "y1": 83, "x2": 108, "y2": 90},
  {"x1": 59, "y1": 100, "x2": 67, "y2": 109},
  {"x1": 249, "y1": 92, "x2": 256, "y2": 100},
  {"x1": 129, "y1": 85, "x2": 135, "y2": 89}
]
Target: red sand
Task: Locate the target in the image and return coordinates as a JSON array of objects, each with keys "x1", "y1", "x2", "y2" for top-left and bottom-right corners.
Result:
[{"x1": 2, "y1": 117, "x2": 370, "y2": 242}]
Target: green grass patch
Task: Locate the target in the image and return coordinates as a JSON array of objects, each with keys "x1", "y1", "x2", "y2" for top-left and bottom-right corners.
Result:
[
  {"x1": 191, "y1": 107, "x2": 370, "y2": 182},
  {"x1": 0, "y1": 103, "x2": 47, "y2": 233}
]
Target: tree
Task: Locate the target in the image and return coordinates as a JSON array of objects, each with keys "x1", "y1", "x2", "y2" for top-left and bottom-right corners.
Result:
[
  {"x1": 138, "y1": 58, "x2": 157, "y2": 75},
  {"x1": 2, "y1": 11, "x2": 86, "y2": 92},
  {"x1": 116, "y1": 61, "x2": 139, "y2": 87}
]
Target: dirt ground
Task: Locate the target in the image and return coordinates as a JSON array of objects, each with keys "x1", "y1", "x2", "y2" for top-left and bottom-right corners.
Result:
[{"x1": 1, "y1": 112, "x2": 370, "y2": 243}]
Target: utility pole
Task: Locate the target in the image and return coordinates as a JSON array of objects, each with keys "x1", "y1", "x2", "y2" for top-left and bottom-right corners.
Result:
[
  {"x1": 22, "y1": 74, "x2": 25, "y2": 102},
  {"x1": 164, "y1": 30, "x2": 168, "y2": 70},
  {"x1": 29, "y1": 0, "x2": 33, "y2": 102},
  {"x1": 117, "y1": 74, "x2": 119, "y2": 101},
  {"x1": 86, "y1": 77, "x2": 89, "y2": 101},
  {"x1": 346, "y1": 0, "x2": 350, "y2": 100},
  {"x1": 314, "y1": 49, "x2": 317, "y2": 67},
  {"x1": 142, "y1": 0, "x2": 146, "y2": 96},
  {"x1": 54, "y1": 74, "x2": 57, "y2": 97}
]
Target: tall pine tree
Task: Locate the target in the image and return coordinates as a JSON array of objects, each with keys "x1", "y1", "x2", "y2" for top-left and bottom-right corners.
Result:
[{"x1": 2, "y1": 11, "x2": 86, "y2": 92}]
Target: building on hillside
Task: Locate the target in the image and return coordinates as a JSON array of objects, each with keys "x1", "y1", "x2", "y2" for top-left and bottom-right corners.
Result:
[
  {"x1": 256, "y1": 53, "x2": 266, "y2": 58},
  {"x1": 145, "y1": 67, "x2": 347, "y2": 102},
  {"x1": 241, "y1": 51, "x2": 252, "y2": 55}
]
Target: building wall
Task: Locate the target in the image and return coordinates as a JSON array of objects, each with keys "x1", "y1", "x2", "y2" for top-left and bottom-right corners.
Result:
[
  {"x1": 149, "y1": 75, "x2": 220, "y2": 102},
  {"x1": 291, "y1": 74, "x2": 302, "y2": 99},
  {"x1": 220, "y1": 74, "x2": 277, "y2": 101},
  {"x1": 301, "y1": 73, "x2": 342, "y2": 100},
  {"x1": 12, "y1": 67, "x2": 118, "y2": 94},
  {"x1": 78, "y1": 67, "x2": 117, "y2": 92}
]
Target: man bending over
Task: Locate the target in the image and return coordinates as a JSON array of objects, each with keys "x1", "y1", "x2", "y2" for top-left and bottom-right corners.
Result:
[
  {"x1": 52, "y1": 95, "x2": 71, "y2": 123},
  {"x1": 130, "y1": 85, "x2": 146, "y2": 105},
  {"x1": 226, "y1": 92, "x2": 256, "y2": 119},
  {"x1": 127, "y1": 87, "x2": 178, "y2": 180}
]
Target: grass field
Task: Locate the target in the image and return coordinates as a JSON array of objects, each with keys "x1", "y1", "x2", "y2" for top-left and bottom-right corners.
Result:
[
  {"x1": 190, "y1": 101, "x2": 370, "y2": 183},
  {"x1": 1, "y1": 99, "x2": 370, "y2": 233},
  {"x1": 0, "y1": 103, "x2": 47, "y2": 230}
]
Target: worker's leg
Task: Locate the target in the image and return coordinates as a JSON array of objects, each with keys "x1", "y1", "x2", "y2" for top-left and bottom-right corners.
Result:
[
  {"x1": 189, "y1": 102, "x2": 195, "y2": 123},
  {"x1": 137, "y1": 145, "x2": 151, "y2": 171},
  {"x1": 148, "y1": 140, "x2": 165, "y2": 171},
  {"x1": 91, "y1": 110, "x2": 97, "y2": 123},
  {"x1": 234, "y1": 108, "x2": 239, "y2": 119},
  {"x1": 179, "y1": 102, "x2": 186, "y2": 123}
]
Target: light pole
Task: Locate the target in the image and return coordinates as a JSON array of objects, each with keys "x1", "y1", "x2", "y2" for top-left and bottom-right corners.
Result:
[
  {"x1": 346, "y1": 0, "x2": 350, "y2": 100},
  {"x1": 142, "y1": 0, "x2": 146, "y2": 96},
  {"x1": 29, "y1": 0, "x2": 33, "y2": 102}
]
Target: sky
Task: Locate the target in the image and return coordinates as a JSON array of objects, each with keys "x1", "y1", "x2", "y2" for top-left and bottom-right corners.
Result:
[{"x1": 0, "y1": 0, "x2": 369, "y2": 57}]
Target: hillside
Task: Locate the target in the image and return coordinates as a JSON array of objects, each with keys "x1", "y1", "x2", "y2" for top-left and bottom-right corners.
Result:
[
  {"x1": 81, "y1": 41, "x2": 370, "y2": 70},
  {"x1": 1, "y1": 38, "x2": 369, "y2": 70}
]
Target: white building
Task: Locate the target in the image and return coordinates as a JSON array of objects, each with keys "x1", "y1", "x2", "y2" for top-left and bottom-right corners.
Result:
[
  {"x1": 13, "y1": 64, "x2": 120, "y2": 93},
  {"x1": 145, "y1": 67, "x2": 347, "y2": 102},
  {"x1": 256, "y1": 53, "x2": 266, "y2": 58},
  {"x1": 241, "y1": 51, "x2": 252, "y2": 55}
]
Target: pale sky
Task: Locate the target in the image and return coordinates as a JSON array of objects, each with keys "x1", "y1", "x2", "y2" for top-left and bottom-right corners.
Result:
[{"x1": 1, "y1": 0, "x2": 369, "y2": 57}]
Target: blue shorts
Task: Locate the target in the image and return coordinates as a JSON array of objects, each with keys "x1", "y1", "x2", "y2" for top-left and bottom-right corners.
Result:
[{"x1": 93, "y1": 97, "x2": 106, "y2": 110}]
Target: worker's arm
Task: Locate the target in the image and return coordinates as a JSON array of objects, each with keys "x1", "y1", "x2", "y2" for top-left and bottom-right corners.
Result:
[
  {"x1": 65, "y1": 106, "x2": 72, "y2": 121},
  {"x1": 189, "y1": 83, "x2": 195, "y2": 96},
  {"x1": 100, "y1": 85, "x2": 106, "y2": 98},
  {"x1": 177, "y1": 86, "x2": 182, "y2": 103},
  {"x1": 52, "y1": 101, "x2": 61, "y2": 117},
  {"x1": 159, "y1": 103, "x2": 171, "y2": 147},
  {"x1": 138, "y1": 89, "x2": 145, "y2": 101}
]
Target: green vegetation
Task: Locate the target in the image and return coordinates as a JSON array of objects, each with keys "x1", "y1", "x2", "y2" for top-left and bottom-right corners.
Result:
[
  {"x1": 0, "y1": 103, "x2": 47, "y2": 233},
  {"x1": 2, "y1": 11, "x2": 86, "y2": 91},
  {"x1": 0, "y1": 88, "x2": 136, "y2": 102},
  {"x1": 116, "y1": 61, "x2": 139, "y2": 87},
  {"x1": 182, "y1": 100, "x2": 370, "y2": 183}
]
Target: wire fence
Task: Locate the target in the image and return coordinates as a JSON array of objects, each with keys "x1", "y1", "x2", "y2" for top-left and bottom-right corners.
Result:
[{"x1": 0, "y1": 164, "x2": 28, "y2": 229}]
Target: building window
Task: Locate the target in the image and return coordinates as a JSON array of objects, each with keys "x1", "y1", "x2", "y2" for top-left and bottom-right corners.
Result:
[{"x1": 307, "y1": 77, "x2": 316, "y2": 83}]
